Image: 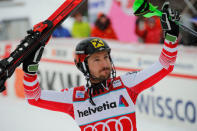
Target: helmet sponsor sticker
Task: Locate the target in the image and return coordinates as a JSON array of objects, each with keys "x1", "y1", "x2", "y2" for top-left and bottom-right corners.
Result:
[{"x1": 90, "y1": 39, "x2": 105, "y2": 48}]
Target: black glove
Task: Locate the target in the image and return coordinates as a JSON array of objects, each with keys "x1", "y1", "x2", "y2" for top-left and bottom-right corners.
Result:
[
  {"x1": 0, "y1": 76, "x2": 6, "y2": 92},
  {"x1": 160, "y1": 2, "x2": 180, "y2": 42},
  {"x1": 22, "y1": 20, "x2": 52, "y2": 74},
  {"x1": 22, "y1": 45, "x2": 45, "y2": 74}
]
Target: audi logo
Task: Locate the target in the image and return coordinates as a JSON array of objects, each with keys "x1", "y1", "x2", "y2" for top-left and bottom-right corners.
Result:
[{"x1": 84, "y1": 116, "x2": 133, "y2": 131}]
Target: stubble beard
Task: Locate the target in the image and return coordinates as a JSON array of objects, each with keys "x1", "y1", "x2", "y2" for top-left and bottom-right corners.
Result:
[{"x1": 90, "y1": 67, "x2": 111, "y2": 83}]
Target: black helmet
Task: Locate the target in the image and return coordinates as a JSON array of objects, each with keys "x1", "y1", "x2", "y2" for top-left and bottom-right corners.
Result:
[{"x1": 74, "y1": 37, "x2": 112, "y2": 77}]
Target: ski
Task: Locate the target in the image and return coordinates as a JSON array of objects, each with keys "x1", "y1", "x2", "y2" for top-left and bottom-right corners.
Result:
[{"x1": 0, "y1": 0, "x2": 86, "y2": 92}]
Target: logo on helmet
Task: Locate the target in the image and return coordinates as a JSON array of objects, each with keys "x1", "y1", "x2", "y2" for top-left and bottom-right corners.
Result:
[{"x1": 90, "y1": 39, "x2": 105, "y2": 48}]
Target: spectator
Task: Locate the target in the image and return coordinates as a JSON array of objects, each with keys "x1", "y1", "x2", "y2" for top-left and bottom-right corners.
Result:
[
  {"x1": 91, "y1": 13, "x2": 117, "y2": 40},
  {"x1": 71, "y1": 12, "x2": 90, "y2": 38},
  {"x1": 52, "y1": 25, "x2": 71, "y2": 38},
  {"x1": 135, "y1": 16, "x2": 163, "y2": 44}
]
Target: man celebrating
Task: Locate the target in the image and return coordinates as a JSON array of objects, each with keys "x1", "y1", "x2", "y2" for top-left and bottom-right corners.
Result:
[{"x1": 23, "y1": 2, "x2": 180, "y2": 131}]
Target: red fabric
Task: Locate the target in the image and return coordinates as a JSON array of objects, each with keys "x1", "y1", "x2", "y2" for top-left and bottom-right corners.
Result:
[
  {"x1": 91, "y1": 25, "x2": 118, "y2": 40},
  {"x1": 160, "y1": 52, "x2": 176, "y2": 63},
  {"x1": 135, "y1": 17, "x2": 162, "y2": 44},
  {"x1": 24, "y1": 73, "x2": 74, "y2": 118},
  {"x1": 24, "y1": 74, "x2": 37, "y2": 82},
  {"x1": 28, "y1": 99, "x2": 74, "y2": 118},
  {"x1": 80, "y1": 113, "x2": 137, "y2": 131},
  {"x1": 164, "y1": 41, "x2": 178, "y2": 48},
  {"x1": 162, "y1": 49, "x2": 177, "y2": 56},
  {"x1": 130, "y1": 66, "x2": 173, "y2": 97}
]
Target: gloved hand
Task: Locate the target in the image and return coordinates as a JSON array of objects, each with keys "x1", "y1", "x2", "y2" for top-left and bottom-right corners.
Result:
[
  {"x1": 22, "y1": 20, "x2": 52, "y2": 74},
  {"x1": 160, "y1": 2, "x2": 180, "y2": 42},
  {"x1": 22, "y1": 45, "x2": 45, "y2": 74}
]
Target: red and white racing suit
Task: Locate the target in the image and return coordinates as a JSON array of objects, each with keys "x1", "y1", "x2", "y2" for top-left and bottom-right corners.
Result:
[{"x1": 23, "y1": 39, "x2": 178, "y2": 131}]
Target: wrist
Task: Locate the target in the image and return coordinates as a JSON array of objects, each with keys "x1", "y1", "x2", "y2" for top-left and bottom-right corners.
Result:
[
  {"x1": 28, "y1": 64, "x2": 39, "y2": 72},
  {"x1": 165, "y1": 33, "x2": 177, "y2": 43},
  {"x1": 23, "y1": 63, "x2": 39, "y2": 74}
]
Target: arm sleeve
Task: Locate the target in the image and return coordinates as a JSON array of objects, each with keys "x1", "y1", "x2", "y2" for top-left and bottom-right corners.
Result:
[
  {"x1": 121, "y1": 39, "x2": 178, "y2": 96},
  {"x1": 23, "y1": 73, "x2": 74, "y2": 118}
]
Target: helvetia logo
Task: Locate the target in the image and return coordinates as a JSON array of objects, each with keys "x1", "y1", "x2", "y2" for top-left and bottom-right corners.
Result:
[{"x1": 77, "y1": 101, "x2": 117, "y2": 118}]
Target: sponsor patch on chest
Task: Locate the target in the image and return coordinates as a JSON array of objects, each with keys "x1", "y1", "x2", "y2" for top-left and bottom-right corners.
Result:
[
  {"x1": 77, "y1": 101, "x2": 117, "y2": 118},
  {"x1": 73, "y1": 88, "x2": 135, "y2": 126},
  {"x1": 113, "y1": 80, "x2": 122, "y2": 88},
  {"x1": 76, "y1": 91, "x2": 85, "y2": 98}
]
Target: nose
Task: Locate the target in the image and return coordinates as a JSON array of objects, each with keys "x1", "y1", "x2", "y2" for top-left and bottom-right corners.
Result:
[{"x1": 101, "y1": 58, "x2": 109, "y2": 67}]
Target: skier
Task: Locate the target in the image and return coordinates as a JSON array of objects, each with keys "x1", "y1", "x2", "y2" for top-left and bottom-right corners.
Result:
[{"x1": 23, "y1": 2, "x2": 180, "y2": 131}]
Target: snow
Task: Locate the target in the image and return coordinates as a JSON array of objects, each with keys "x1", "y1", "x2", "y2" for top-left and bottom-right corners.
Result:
[
  {"x1": 0, "y1": 96, "x2": 192, "y2": 131},
  {"x1": 0, "y1": 97, "x2": 80, "y2": 131}
]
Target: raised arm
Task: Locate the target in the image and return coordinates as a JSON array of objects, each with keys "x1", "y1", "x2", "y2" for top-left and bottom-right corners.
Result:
[
  {"x1": 121, "y1": 2, "x2": 180, "y2": 98},
  {"x1": 22, "y1": 28, "x2": 74, "y2": 118},
  {"x1": 23, "y1": 73, "x2": 74, "y2": 118}
]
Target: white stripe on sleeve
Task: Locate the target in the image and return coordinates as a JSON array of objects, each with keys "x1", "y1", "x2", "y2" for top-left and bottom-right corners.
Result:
[
  {"x1": 40, "y1": 88, "x2": 73, "y2": 104},
  {"x1": 163, "y1": 45, "x2": 178, "y2": 53},
  {"x1": 23, "y1": 79, "x2": 38, "y2": 87},
  {"x1": 120, "y1": 61, "x2": 163, "y2": 88}
]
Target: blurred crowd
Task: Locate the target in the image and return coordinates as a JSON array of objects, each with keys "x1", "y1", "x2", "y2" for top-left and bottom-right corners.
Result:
[
  {"x1": 0, "y1": 0, "x2": 197, "y2": 46},
  {"x1": 52, "y1": 11, "x2": 197, "y2": 46},
  {"x1": 135, "y1": 16, "x2": 163, "y2": 44},
  {"x1": 52, "y1": 12, "x2": 117, "y2": 40}
]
